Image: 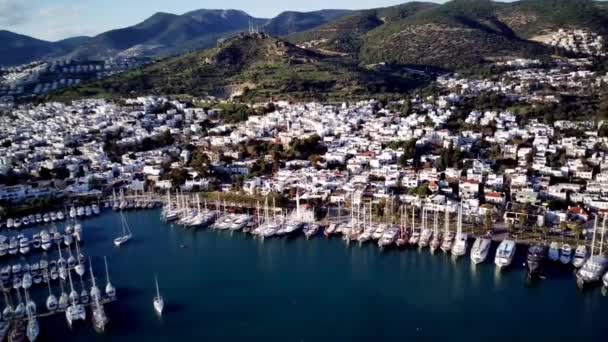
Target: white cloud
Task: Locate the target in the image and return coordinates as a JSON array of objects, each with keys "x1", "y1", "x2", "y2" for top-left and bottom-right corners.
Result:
[{"x1": 0, "y1": 0, "x2": 31, "y2": 26}]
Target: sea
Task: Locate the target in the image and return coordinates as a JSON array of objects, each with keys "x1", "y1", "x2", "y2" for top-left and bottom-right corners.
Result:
[{"x1": 7, "y1": 209, "x2": 608, "y2": 341}]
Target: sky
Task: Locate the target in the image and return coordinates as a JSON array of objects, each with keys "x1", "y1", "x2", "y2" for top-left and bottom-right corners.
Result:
[{"x1": 0, "y1": 0, "x2": 453, "y2": 41}]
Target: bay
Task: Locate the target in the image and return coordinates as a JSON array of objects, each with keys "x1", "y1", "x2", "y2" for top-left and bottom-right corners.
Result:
[{"x1": 13, "y1": 209, "x2": 607, "y2": 341}]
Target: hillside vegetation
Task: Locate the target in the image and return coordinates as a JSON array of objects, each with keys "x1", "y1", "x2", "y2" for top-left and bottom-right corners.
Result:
[{"x1": 48, "y1": 34, "x2": 429, "y2": 102}]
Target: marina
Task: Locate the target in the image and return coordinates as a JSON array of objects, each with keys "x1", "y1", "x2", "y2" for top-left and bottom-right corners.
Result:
[{"x1": 0, "y1": 203, "x2": 605, "y2": 340}]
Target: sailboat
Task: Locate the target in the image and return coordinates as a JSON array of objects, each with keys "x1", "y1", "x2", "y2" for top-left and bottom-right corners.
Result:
[
  {"x1": 440, "y1": 205, "x2": 454, "y2": 253},
  {"x1": 2, "y1": 288, "x2": 14, "y2": 321},
  {"x1": 104, "y1": 257, "x2": 116, "y2": 299},
  {"x1": 153, "y1": 275, "x2": 164, "y2": 315},
  {"x1": 451, "y1": 203, "x2": 468, "y2": 258},
  {"x1": 89, "y1": 258, "x2": 109, "y2": 333},
  {"x1": 24, "y1": 289, "x2": 39, "y2": 342},
  {"x1": 408, "y1": 206, "x2": 420, "y2": 246},
  {"x1": 46, "y1": 273, "x2": 58, "y2": 311},
  {"x1": 65, "y1": 266, "x2": 86, "y2": 328},
  {"x1": 419, "y1": 207, "x2": 432, "y2": 248},
  {"x1": 74, "y1": 243, "x2": 85, "y2": 276},
  {"x1": 576, "y1": 215, "x2": 608, "y2": 288},
  {"x1": 113, "y1": 212, "x2": 132, "y2": 247},
  {"x1": 58, "y1": 279, "x2": 69, "y2": 311},
  {"x1": 430, "y1": 210, "x2": 442, "y2": 253}
]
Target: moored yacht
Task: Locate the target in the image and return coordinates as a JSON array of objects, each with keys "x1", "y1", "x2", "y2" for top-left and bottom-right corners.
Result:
[
  {"x1": 441, "y1": 231, "x2": 454, "y2": 253},
  {"x1": 576, "y1": 256, "x2": 608, "y2": 288},
  {"x1": 470, "y1": 237, "x2": 491, "y2": 264},
  {"x1": 0, "y1": 236, "x2": 8, "y2": 256},
  {"x1": 18, "y1": 235, "x2": 30, "y2": 255},
  {"x1": 573, "y1": 245, "x2": 589, "y2": 268},
  {"x1": 378, "y1": 227, "x2": 398, "y2": 249},
  {"x1": 451, "y1": 205, "x2": 467, "y2": 257},
  {"x1": 40, "y1": 230, "x2": 51, "y2": 250},
  {"x1": 560, "y1": 244, "x2": 573, "y2": 265},
  {"x1": 303, "y1": 224, "x2": 320, "y2": 239},
  {"x1": 429, "y1": 210, "x2": 442, "y2": 253},
  {"x1": 494, "y1": 239, "x2": 516, "y2": 269},
  {"x1": 548, "y1": 242, "x2": 560, "y2": 262},
  {"x1": 576, "y1": 215, "x2": 608, "y2": 288},
  {"x1": 526, "y1": 243, "x2": 547, "y2": 278},
  {"x1": 8, "y1": 237, "x2": 18, "y2": 255},
  {"x1": 418, "y1": 209, "x2": 432, "y2": 248}
]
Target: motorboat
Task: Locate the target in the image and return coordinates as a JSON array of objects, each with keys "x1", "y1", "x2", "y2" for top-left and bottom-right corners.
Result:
[
  {"x1": 32, "y1": 233, "x2": 42, "y2": 249},
  {"x1": 18, "y1": 236, "x2": 30, "y2": 255},
  {"x1": 576, "y1": 256, "x2": 608, "y2": 288},
  {"x1": 378, "y1": 227, "x2": 398, "y2": 249},
  {"x1": 494, "y1": 240, "x2": 516, "y2": 269},
  {"x1": 371, "y1": 225, "x2": 385, "y2": 240},
  {"x1": 8, "y1": 237, "x2": 18, "y2": 255},
  {"x1": 0, "y1": 235, "x2": 8, "y2": 256},
  {"x1": 560, "y1": 244, "x2": 573, "y2": 265},
  {"x1": 526, "y1": 244, "x2": 547, "y2": 278},
  {"x1": 548, "y1": 241, "x2": 560, "y2": 262},
  {"x1": 573, "y1": 244, "x2": 589, "y2": 268},
  {"x1": 304, "y1": 224, "x2": 320, "y2": 239},
  {"x1": 40, "y1": 230, "x2": 52, "y2": 250},
  {"x1": 470, "y1": 237, "x2": 491, "y2": 264}
]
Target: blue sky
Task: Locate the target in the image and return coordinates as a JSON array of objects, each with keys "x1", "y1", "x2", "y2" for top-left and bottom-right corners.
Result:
[{"x1": 0, "y1": 0, "x2": 458, "y2": 41}]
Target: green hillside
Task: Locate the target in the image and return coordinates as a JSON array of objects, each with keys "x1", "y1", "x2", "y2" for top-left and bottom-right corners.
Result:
[{"x1": 48, "y1": 34, "x2": 429, "y2": 102}]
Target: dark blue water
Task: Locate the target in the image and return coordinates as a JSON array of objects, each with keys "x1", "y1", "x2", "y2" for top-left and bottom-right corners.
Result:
[{"x1": 13, "y1": 210, "x2": 608, "y2": 341}]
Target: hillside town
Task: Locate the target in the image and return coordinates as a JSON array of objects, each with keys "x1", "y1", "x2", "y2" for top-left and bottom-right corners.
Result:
[
  {"x1": 0, "y1": 57, "x2": 151, "y2": 105},
  {"x1": 541, "y1": 29, "x2": 606, "y2": 57},
  {"x1": 0, "y1": 55, "x2": 606, "y2": 243}
]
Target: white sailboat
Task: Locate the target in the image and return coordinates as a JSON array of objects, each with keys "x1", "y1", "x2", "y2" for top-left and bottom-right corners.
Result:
[
  {"x1": 45, "y1": 273, "x2": 58, "y2": 311},
  {"x1": 113, "y1": 212, "x2": 132, "y2": 247},
  {"x1": 451, "y1": 203, "x2": 467, "y2": 257},
  {"x1": 104, "y1": 257, "x2": 116, "y2": 299},
  {"x1": 65, "y1": 266, "x2": 86, "y2": 328},
  {"x1": 24, "y1": 289, "x2": 39, "y2": 342},
  {"x1": 153, "y1": 275, "x2": 164, "y2": 315},
  {"x1": 89, "y1": 258, "x2": 108, "y2": 333},
  {"x1": 440, "y1": 205, "x2": 454, "y2": 253}
]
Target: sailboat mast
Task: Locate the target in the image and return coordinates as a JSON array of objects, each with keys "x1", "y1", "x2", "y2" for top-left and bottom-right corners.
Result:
[
  {"x1": 600, "y1": 214, "x2": 606, "y2": 256},
  {"x1": 104, "y1": 256, "x2": 111, "y2": 284},
  {"x1": 445, "y1": 205, "x2": 449, "y2": 233},
  {"x1": 591, "y1": 215, "x2": 598, "y2": 257}
]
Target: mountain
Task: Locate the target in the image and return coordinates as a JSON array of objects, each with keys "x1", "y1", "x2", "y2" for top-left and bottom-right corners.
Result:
[
  {"x1": 49, "y1": 33, "x2": 429, "y2": 102},
  {"x1": 0, "y1": 30, "x2": 66, "y2": 66},
  {"x1": 262, "y1": 10, "x2": 353, "y2": 36},
  {"x1": 65, "y1": 10, "x2": 266, "y2": 60},
  {"x1": 289, "y1": 0, "x2": 608, "y2": 71},
  {"x1": 55, "y1": 36, "x2": 92, "y2": 51},
  {"x1": 289, "y1": 2, "x2": 438, "y2": 55}
]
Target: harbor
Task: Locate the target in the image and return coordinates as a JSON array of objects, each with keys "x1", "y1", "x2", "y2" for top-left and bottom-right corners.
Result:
[{"x1": 0, "y1": 205, "x2": 605, "y2": 340}]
